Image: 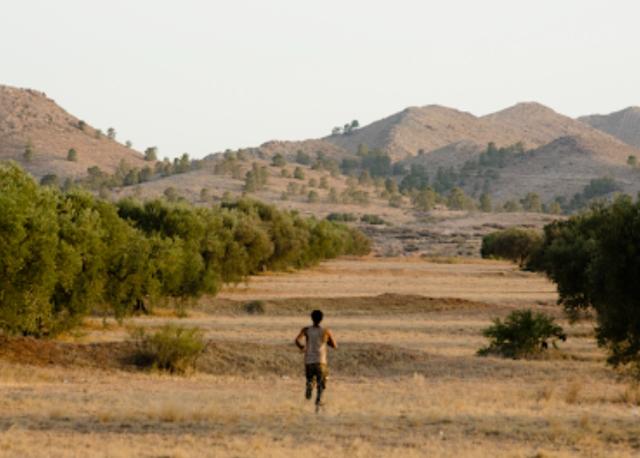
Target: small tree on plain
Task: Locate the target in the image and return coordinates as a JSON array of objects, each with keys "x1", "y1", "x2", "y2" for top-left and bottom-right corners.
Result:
[
  {"x1": 521, "y1": 193, "x2": 542, "y2": 212},
  {"x1": 412, "y1": 188, "x2": 437, "y2": 211},
  {"x1": 479, "y1": 193, "x2": 492, "y2": 212},
  {"x1": 481, "y1": 228, "x2": 543, "y2": 266}
]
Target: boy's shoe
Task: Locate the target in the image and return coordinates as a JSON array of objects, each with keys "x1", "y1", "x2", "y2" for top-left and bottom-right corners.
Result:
[{"x1": 305, "y1": 385, "x2": 313, "y2": 400}]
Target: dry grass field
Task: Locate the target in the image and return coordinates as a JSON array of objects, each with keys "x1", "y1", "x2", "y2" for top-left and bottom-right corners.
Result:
[{"x1": 1, "y1": 257, "x2": 639, "y2": 457}]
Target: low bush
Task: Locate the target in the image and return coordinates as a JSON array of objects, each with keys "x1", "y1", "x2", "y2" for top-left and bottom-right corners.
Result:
[
  {"x1": 326, "y1": 212, "x2": 357, "y2": 222},
  {"x1": 480, "y1": 227, "x2": 542, "y2": 266},
  {"x1": 360, "y1": 214, "x2": 385, "y2": 225},
  {"x1": 244, "y1": 300, "x2": 267, "y2": 315},
  {"x1": 477, "y1": 310, "x2": 566, "y2": 358},
  {"x1": 131, "y1": 325, "x2": 206, "y2": 373}
]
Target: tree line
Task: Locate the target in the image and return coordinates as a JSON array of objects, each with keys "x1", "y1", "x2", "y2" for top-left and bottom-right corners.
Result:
[{"x1": 0, "y1": 163, "x2": 370, "y2": 337}]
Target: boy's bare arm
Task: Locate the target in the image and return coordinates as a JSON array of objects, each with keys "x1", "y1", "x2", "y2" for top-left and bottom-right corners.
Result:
[
  {"x1": 326, "y1": 329, "x2": 337, "y2": 349},
  {"x1": 294, "y1": 328, "x2": 306, "y2": 350}
]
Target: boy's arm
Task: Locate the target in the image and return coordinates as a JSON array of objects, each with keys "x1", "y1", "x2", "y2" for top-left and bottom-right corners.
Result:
[
  {"x1": 326, "y1": 329, "x2": 338, "y2": 349},
  {"x1": 294, "y1": 328, "x2": 306, "y2": 351}
]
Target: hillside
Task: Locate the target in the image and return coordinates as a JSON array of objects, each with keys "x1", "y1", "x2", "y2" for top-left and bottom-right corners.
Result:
[
  {"x1": 475, "y1": 136, "x2": 640, "y2": 201},
  {"x1": 481, "y1": 102, "x2": 593, "y2": 146},
  {"x1": 0, "y1": 85, "x2": 147, "y2": 179},
  {"x1": 120, "y1": 99, "x2": 640, "y2": 217},
  {"x1": 324, "y1": 105, "x2": 525, "y2": 160},
  {"x1": 321, "y1": 102, "x2": 633, "y2": 161},
  {"x1": 401, "y1": 133, "x2": 640, "y2": 204},
  {"x1": 257, "y1": 139, "x2": 350, "y2": 161},
  {"x1": 4, "y1": 84, "x2": 639, "y2": 226},
  {"x1": 578, "y1": 107, "x2": 640, "y2": 149}
]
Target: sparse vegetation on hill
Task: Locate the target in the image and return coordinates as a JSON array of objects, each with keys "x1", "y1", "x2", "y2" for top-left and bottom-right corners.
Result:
[
  {"x1": 331, "y1": 119, "x2": 359, "y2": 136},
  {"x1": 579, "y1": 106, "x2": 640, "y2": 149},
  {"x1": 0, "y1": 85, "x2": 148, "y2": 178},
  {"x1": 244, "y1": 162, "x2": 269, "y2": 192},
  {"x1": 566, "y1": 177, "x2": 621, "y2": 212}
]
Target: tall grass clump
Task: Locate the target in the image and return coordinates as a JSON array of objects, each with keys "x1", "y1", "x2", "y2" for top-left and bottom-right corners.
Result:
[{"x1": 131, "y1": 325, "x2": 205, "y2": 374}]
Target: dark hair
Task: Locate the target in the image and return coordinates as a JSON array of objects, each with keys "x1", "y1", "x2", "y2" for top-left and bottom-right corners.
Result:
[{"x1": 311, "y1": 309, "x2": 323, "y2": 325}]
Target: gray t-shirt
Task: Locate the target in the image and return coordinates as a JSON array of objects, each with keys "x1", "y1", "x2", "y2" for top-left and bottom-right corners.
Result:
[{"x1": 304, "y1": 325, "x2": 328, "y2": 365}]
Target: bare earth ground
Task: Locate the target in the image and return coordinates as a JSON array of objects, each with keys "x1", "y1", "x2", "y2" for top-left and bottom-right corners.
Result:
[{"x1": 2, "y1": 257, "x2": 640, "y2": 457}]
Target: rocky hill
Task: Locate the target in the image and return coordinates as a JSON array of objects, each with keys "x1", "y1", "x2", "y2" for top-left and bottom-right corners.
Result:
[
  {"x1": 322, "y1": 102, "x2": 628, "y2": 161},
  {"x1": 0, "y1": 85, "x2": 148, "y2": 179},
  {"x1": 578, "y1": 107, "x2": 640, "y2": 149},
  {"x1": 473, "y1": 136, "x2": 639, "y2": 201},
  {"x1": 324, "y1": 105, "x2": 520, "y2": 159}
]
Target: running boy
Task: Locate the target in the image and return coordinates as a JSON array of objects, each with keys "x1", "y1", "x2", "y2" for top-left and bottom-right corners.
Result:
[{"x1": 294, "y1": 310, "x2": 337, "y2": 408}]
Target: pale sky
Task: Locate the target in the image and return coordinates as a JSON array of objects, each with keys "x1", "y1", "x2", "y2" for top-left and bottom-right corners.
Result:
[{"x1": 2, "y1": 0, "x2": 639, "y2": 159}]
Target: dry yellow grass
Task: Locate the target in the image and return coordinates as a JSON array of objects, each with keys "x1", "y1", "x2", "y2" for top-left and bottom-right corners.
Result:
[
  {"x1": 218, "y1": 257, "x2": 557, "y2": 305},
  {"x1": 1, "y1": 257, "x2": 638, "y2": 457}
]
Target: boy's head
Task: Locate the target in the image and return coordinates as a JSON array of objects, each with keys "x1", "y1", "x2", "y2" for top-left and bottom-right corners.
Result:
[{"x1": 311, "y1": 309, "x2": 323, "y2": 325}]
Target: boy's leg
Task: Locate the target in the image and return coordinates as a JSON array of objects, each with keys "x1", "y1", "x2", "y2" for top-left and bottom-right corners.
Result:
[
  {"x1": 305, "y1": 364, "x2": 314, "y2": 400},
  {"x1": 315, "y1": 364, "x2": 328, "y2": 406}
]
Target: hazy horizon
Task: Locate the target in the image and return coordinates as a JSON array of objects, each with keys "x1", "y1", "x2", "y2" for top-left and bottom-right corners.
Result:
[{"x1": 2, "y1": 0, "x2": 639, "y2": 159}]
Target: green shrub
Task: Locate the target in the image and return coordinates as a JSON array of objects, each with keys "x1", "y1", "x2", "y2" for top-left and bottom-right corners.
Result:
[
  {"x1": 326, "y1": 212, "x2": 357, "y2": 222},
  {"x1": 244, "y1": 300, "x2": 267, "y2": 315},
  {"x1": 271, "y1": 153, "x2": 286, "y2": 167},
  {"x1": 67, "y1": 148, "x2": 78, "y2": 162},
  {"x1": 131, "y1": 325, "x2": 206, "y2": 373},
  {"x1": 481, "y1": 228, "x2": 542, "y2": 266},
  {"x1": 360, "y1": 214, "x2": 385, "y2": 225},
  {"x1": 293, "y1": 166, "x2": 305, "y2": 180},
  {"x1": 478, "y1": 310, "x2": 566, "y2": 358}
]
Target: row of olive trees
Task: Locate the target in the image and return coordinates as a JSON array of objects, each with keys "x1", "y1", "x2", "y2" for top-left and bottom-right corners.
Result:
[{"x1": 0, "y1": 163, "x2": 370, "y2": 337}]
